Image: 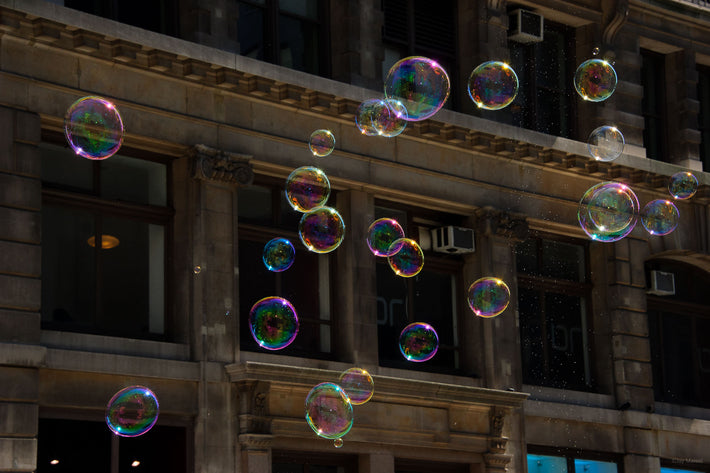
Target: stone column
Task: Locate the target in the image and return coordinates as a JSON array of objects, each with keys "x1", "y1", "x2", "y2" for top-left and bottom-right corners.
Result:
[
  {"x1": 187, "y1": 144, "x2": 254, "y2": 473},
  {"x1": 0, "y1": 107, "x2": 43, "y2": 472},
  {"x1": 359, "y1": 452, "x2": 394, "y2": 473},
  {"x1": 237, "y1": 381, "x2": 273, "y2": 473},
  {"x1": 669, "y1": 49, "x2": 702, "y2": 170},
  {"x1": 624, "y1": 454, "x2": 661, "y2": 473},
  {"x1": 335, "y1": 190, "x2": 378, "y2": 366},
  {"x1": 463, "y1": 208, "x2": 528, "y2": 391}
]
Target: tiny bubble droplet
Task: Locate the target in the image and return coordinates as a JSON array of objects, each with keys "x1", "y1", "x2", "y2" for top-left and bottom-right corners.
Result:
[
  {"x1": 334, "y1": 438, "x2": 344, "y2": 448},
  {"x1": 193, "y1": 265, "x2": 202, "y2": 274},
  {"x1": 592, "y1": 47, "x2": 600, "y2": 56}
]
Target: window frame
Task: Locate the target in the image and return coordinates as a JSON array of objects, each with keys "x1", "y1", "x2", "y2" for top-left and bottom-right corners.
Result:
[
  {"x1": 698, "y1": 64, "x2": 710, "y2": 171},
  {"x1": 641, "y1": 48, "x2": 669, "y2": 162},
  {"x1": 272, "y1": 450, "x2": 358, "y2": 473},
  {"x1": 527, "y1": 445, "x2": 625, "y2": 473}
]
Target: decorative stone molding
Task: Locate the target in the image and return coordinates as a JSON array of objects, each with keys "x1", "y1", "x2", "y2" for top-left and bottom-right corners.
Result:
[
  {"x1": 488, "y1": 407, "x2": 508, "y2": 454},
  {"x1": 603, "y1": 0, "x2": 629, "y2": 48},
  {"x1": 484, "y1": 453, "x2": 513, "y2": 473},
  {"x1": 190, "y1": 144, "x2": 254, "y2": 186},
  {"x1": 475, "y1": 207, "x2": 529, "y2": 242},
  {"x1": 236, "y1": 381, "x2": 272, "y2": 435},
  {"x1": 238, "y1": 433, "x2": 273, "y2": 452}
]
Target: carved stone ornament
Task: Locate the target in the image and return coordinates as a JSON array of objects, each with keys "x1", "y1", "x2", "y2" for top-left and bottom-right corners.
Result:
[
  {"x1": 489, "y1": 407, "x2": 508, "y2": 453},
  {"x1": 190, "y1": 144, "x2": 254, "y2": 186},
  {"x1": 239, "y1": 433, "x2": 273, "y2": 452},
  {"x1": 475, "y1": 207, "x2": 529, "y2": 242},
  {"x1": 602, "y1": 0, "x2": 629, "y2": 48},
  {"x1": 237, "y1": 381, "x2": 271, "y2": 435},
  {"x1": 484, "y1": 453, "x2": 513, "y2": 472}
]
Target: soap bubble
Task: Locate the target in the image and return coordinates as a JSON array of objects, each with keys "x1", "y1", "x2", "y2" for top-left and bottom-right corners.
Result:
[
  {"x1": 339, "y1": 368, "x2": 374, "y2": 405},
  {"x1": 574, "y1": 59, "x2": 617, "y2": 102},
  {"x1": 668, "y1": 172, "x2": 698, "y2": 200},
  {"x1": 193, "y1": 265, "x2": 202, "y2": 274},
  {"x1": 249, "y1": 296, "x2": 299, "y2": 350},
  {"x1": 578, "y1": 182, "x2": 639, "y2": 242},
  {"x1": 299, "y1": 206, "x2": 345, "y2": 253},
  {"x1": 367, "y1": 218, "x2": 405, "y2": 257},
  {"x1": 334, "y1": 438, "x2": 344, "y2": 448},
  {"x1": 106, "y1": 386, "x2": 159, "y2": 437},
  {"x1": 587, "y1": 126, "x2": 624, "y2": 162},
  {"x1": 309, "y1": 129, "x2": 335, "y2": 157},
  {"x1": 376, "y1": 99, "x2": 408, "y2": 137},
  {"x1": 65, "y1": 96, "x2": 124, "y2": 160},
  {"x1": 467, "y1": 277, "x2": 511, "y2": 318},
  {"x1": 641, "y1": 199, "x2": 679, "y2": 236},
  {"x1": 305, "y1": 382, "x2": 353, "y2": 440},
  {"x1": 467, "y1": 61, "x2": 519, "y2": 110},
  {"x1": 384, "y1": 56, "x2": 450, "y2": 121},
  {"x1": 399, "y1": 322, "x2": 439, "y2": 362},
  {"x1": 285, "y1": 166, "x2": 331, "y2": 212},
  {"x1": 387, "y1": 238, "x2": 424, "y2": 277},
  {"x1": 356, "y1": 99, "x2": 384, "y2": 136},
  {"x1": 592, "y1": 47, "x2": 600, "y2": 56},
  {"x1": 262, "y1": 238, "x2": 295, "y2": 272}
]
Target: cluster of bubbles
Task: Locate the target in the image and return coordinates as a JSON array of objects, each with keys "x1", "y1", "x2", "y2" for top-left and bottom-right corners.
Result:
[
  {"x1": 356, "y1": 98, "x2": 408, "y2": 137},
  {"x1": 366, "y1": 218, "x2": 424, "y2": 278},
  {"x1": 105, "y1": 386, "x2": 159, "y2": 437},
  {"x1": 305, "y1": 368, "x2": 374, "y2": 448},
  {"x1": 65, "y1": 96, "x2": 125, "y2": 160}
]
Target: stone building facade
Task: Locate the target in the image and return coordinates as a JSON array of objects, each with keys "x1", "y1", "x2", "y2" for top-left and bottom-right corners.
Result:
[{"x1": 0, "y1": 0, "x2": 709, "y2": 472}]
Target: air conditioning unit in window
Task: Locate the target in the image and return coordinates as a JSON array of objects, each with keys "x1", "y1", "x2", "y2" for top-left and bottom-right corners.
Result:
[
  {"x1": 647, "y1": 270, "x2": 675, "y2": 296},
  {"x1": 431, "y1": 226, "x2": 475, "y2": 254},
  {"x1": 508, "y1": 9, "x2": 544, "y2": 44}
]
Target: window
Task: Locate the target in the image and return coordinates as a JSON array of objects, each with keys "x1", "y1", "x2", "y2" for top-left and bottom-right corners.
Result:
[
  {"x1": 63, "y1": 0, "x2": 178, "y2": 37},
  {"x1": 37, "y1": 418, "x2": 188, "y2": 473},
  {"x1": 238, "y1": 179, "x2": 333, "y2": 358},
  {"x1": 507, "y1": 19, "x2": 575, "y2": 137},
  {"x1": 375, "y1": 205, "x2": 462, "y2": 374},
  {"x1": 273, "y1": 451, "x2": 357, "y2": 473},
  {"x1": 662, "y1": 468, "x2": 707, "y2": 473},
  {"x1": 41, "y1": 143, "x2": 172, "y2": 340},
  {"x1": 698, "y1": 65, "x2": 710, "y2": 170},
  {"x1": 381, "y1": 0, "x2": 458, "y2": 109},
  {"x1": 527, "y1": 452, "x2": 621, "y2": 473},
  {"x1": 516, "y1": 236, "x2": 593, "y2": 391},
  {"x1": 647, "y1": 260, "x2": 710, "y2": 408},
  {"x1": 238, "y1": 0, "x2": 327, "y2": 76},
  {"x1": 395, "y1": 458, "x2": 468, "y2": 473},
  {"x1": 642, "y1": 49, "x2": 668, "y2": 161}
]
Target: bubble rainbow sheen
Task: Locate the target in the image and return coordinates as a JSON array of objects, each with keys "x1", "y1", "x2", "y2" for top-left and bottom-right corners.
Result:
[
  {"x1": 285, "y1": 166, "x2": 331, "y2": 212},
  {"x1": 399, "y1": 322, "x2": 439, "y2": 362},
  {"x1": 467, "y1": 277, "x2": 511, "y2": 318},
  {"x1": 356, "y1": 99, "x2": 386, "y2": 136},
  {"x1": 574, "y1": 59, "x2": 617, "y2": 102},
  {"x1": 105, "y1": 385, "x2": 159, "y2": 437},
  {"x1": 305, "y1": 382, "x2": 354, "y2": 440},
  {"x1": 309, "y1": 129, "x2": 335, "y2": 157},
  {"x1": 587, "y1": 126, "x2": 625, "y2": 162},
  {"x1": 262, "y1": 238, "x2": 295, "y2": 272},
  {"x1": 64, "y1": 96, "x2": 124, "y2": 160},
  {"x1": 299, "y1": 206, "x2": 345, "y2": 253},
  {"x1": 387, "y1": 238, "x2": 424, "y2": 277},
  {"x1": 641, "y1": 199, "x2": 679, "y2": 236},
  {"x1": 376, "y1": 99, "x2": 408, "y2": 137},
  {"x1": 366, "y1": 218, "x2": 405, "y2": 257},
  {"x1": 249, "y1": 296, "x2": 299, "y2": 350},
  {"x1": 338, "y1": 368, "x2": 375, "y2": 405},
  {"x1": 578, "y1": 182, "x2": 639, "y2": 242},
  {"x1": 467, "y1": 61, "x2": 519, "y2": 110},
  {"x1": 384, "y1": 56, "x2": 450, "y2": 121},
  {"x1": 668, "y1": 172, "x2": 698, "y2": 200}
]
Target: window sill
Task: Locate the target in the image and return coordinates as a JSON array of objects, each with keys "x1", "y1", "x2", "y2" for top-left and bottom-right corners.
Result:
[
  {"x1": 523, "y1": 384, "x2": 615, "y2": 408},
  {"x1": 40, "y1": 330, "x2": 190, "y2": 361},
  {"x1": 654, "y1": 401, "x2": 710, "y2": 421}
]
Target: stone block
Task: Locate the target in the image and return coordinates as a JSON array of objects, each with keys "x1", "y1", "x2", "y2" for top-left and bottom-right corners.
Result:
[
  {"x1": 0, "y1": 310, "x2": 40, "y2": 344},
  {"x1": 0, "y1": 241, "x2": 40, "y2": 277},
  {"x1": 0, "y1": 275, "x2": 41, "y2": 312},
  {"x1": 615, "y1": 385, "x2": 655, "y2": 412},
  {"x1": 14, "y1": 143, "x2": 41, "y2": 178},
  {"x1": 0, "y1": 437, "x2": 36, "y2": 472},
  {"x1": 0, "y1": 367, "x2": 38, "y2": 402},
  {"x1": 610, "y1": 309, "x2": 649, "y2": 337},
  {"x1": 612, "y1": 334, "x2": 651, "y2": 362},
  {"x1": 613, "y1": 360, "x2": 653, "y2": 387},
  {"x1": 0, "y1": 208, "x2": 40, "y2": 244},
  {"x1": 0, "y1": 174, "x2": 40, "y2": 211},
  {"x1": 624, "y1": 454, "x2": 661, "y2": 473},
  {"x1": 624, "y1": 427, "x2": 658, "y2": 455},
  {"x1": 0, "y1": 402, "x2": 37, "y2": 437},
  {"x1": 360, "y1": 452, "x2": 394, "y2": 473},
  {"x1": 14, "y1": 111, "x2": 40, "y2": 144}
]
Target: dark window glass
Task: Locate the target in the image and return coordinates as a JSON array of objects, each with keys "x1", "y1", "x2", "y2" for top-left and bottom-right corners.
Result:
[
  {"x1": 40, "y1": 144, "x2": 171, "y2": 340},
  {"x1": 273, "y1": 451, "x2": 357, "y2": 473},
  {"x1": 642, "y1": 49, "x2": 668, "y2": 161},
  {"x1": 526, "y1": 450, "x2": 622, "y2": 473},
  {"x1": 64, "y1": 0, "x2": 178, "y2": 37},
  {"x1": 517, "y1": 237, "x2": 593, "y2": 391},
  {"x1": 647, "y1": 260, "x2": 710, "y2": 408},
  {"x1": 507, "y1": 21, "x2": 575, "y2": 137},
  {"x1": 698, "y1": 65, "x2": 710, "y2": 170}
]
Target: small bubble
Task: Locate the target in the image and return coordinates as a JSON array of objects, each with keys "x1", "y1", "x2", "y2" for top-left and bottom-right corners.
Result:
[
  {"x1": 225, "y1": 310, "x2": 231, "y2": 317},
  {"x1": 334, "y1": 438, "x2": 344, "y2": 448},
  {"x1": 592, "y1": 47, "x2": 600, "y2": 56},
  {"x1": 193, "y1": 265, "x2": 202, "y2": 274}
]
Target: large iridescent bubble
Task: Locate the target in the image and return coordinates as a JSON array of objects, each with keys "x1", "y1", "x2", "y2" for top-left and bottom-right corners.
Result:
[
  {"x1": 641, "y1": 199, "x2": 679, "y2": 236},
  {"x1": 387, "y1": 238, "x2": 424, "y2": 277},
  {"x1": 467, "y1": 61, "x2": 519, "y2": 110},
  {"x1": 305, "y1": 383, "x2": 354, "y2": 440},
  {"x1": 64, "y1": 96, "x2": 124, "y2": 160},
  {"x1": 309, "y1": 129, "x2": 335, "y2": 157},
  {"x1": 578, "y1": 182, "x2": 639, "y2": 242},
  {"x1": 299, "y1": 206, "x2": 345, "y2": 253},
  {"x1": 574, "y1": 59, "x2": 617, "y2": 102},
  {"x1": 367, "y1": 218, "x2": 405, "y2": 257},
  {"x1": 384, "y1": 56, "x2": 450, "y2": 121},
  {"x1": 467, "y1": 277, "x2": 510, "y2": 318},
  {"x1": 587, "y1": 126, "x2": 624, "y2": 162},
  {"x1": 105, "y1": 386, "x2": 159, "y2": 437},
  {"x1": 262, "y1": 238, "x2": 295, "y2": 272},
  {"x1": 668, "y1": 172, "x2": 698, "y2": 200},
  {"x1": 249, "y1": 296, "x2": 299, "y2": 350},
  {"x1": 376, "y1": 99, "x2": 408, "y2": 137},
  {"x1": 285, "y1": 166, "x2": 331, "y2": 212},
  {"x1": 339, "y1": 368, "x2": 374, "y2": 405},
  {"x1": 399, "y1": 322, "x2": 439, "y2": 362}
]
